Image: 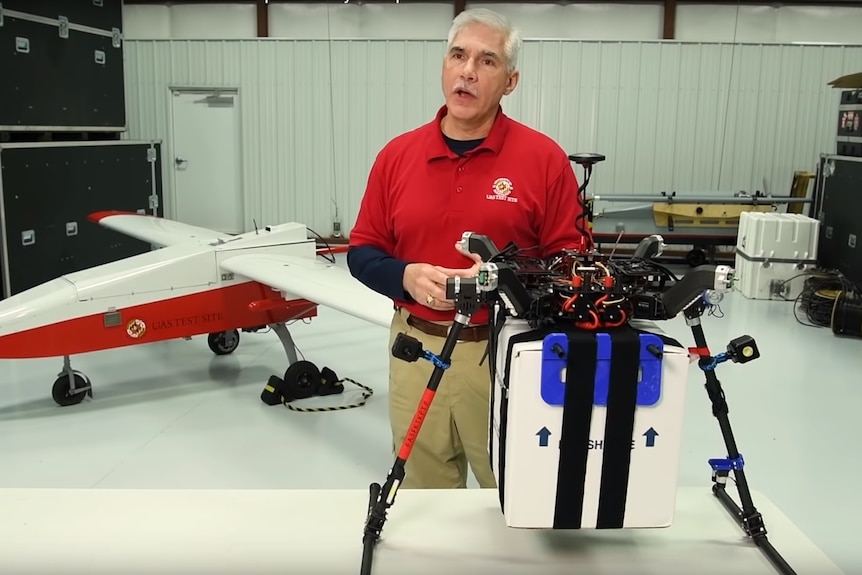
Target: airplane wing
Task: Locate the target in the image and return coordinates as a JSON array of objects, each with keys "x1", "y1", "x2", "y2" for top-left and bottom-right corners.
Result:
[
  {"x1": 88, "y1": 210, "x2": 233, "y2": 247},
  {"x1": 220, "y1": 253, "x2": 395, "y2": 329}
]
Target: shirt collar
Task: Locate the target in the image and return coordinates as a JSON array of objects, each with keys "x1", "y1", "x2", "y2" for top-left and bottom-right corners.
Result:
[{"x1": 425, "y1": 104, "x2": 510, "y2": 160}]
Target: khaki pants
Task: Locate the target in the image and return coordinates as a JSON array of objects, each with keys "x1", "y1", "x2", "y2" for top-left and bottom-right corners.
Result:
[{"x1": 387, "y1": 308, "x2": 497, "y2": 489}]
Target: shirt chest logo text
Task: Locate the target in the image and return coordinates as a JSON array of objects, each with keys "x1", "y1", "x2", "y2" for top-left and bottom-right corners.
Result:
[{"x1": 487, "y1": 177, "x2": 518, "y2": 203}]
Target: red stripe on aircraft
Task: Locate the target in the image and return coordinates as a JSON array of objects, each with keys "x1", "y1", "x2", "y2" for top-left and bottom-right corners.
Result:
[
  {"x1": 88, "y1": 210, "x2": 138, "y2": 223},
  {"x1": 0, "y1": 281, "x2": 317, "y2": 359}
]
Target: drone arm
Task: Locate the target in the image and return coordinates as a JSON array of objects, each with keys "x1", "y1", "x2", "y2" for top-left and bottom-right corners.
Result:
[
  {"x1": 459, "y1": 232, "x2": 500, "y2": 262},
  {"x1": 661, "y1": 265, "x2": 734, "y2": 317},
  {"x1": 632, "y1": 234, "x2": 665, "y2": 260},
  {"x1": 493, "y1": 265, "x2": 532, "y2": 317}
]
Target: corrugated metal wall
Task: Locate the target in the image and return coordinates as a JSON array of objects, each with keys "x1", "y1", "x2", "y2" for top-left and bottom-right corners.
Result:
[{"x1": 124, "y1": 39, "x2": 862, "y2": 234}]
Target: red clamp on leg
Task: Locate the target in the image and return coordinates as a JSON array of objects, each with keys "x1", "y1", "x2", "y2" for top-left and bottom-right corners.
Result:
[{"x1": 688, "y1": 346, "x2": 711, "y2": 363}]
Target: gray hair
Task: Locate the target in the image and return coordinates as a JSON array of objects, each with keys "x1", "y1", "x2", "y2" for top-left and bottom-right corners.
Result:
[{"x1": 447, "y1": 8, "x2": 522, "y2": 73}]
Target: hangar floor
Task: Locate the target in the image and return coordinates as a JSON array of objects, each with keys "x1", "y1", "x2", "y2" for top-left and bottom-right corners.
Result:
[{"x1": 0, "y1": 273, "x2": 857, "y2": 573}]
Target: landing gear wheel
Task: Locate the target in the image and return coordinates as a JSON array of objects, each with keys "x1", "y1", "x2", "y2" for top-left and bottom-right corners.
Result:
[
  {"x1": 52, "y1": 372, "x2": 91, "y2": 407},
  {"x1": 686, "y1": 248, "x2": 707, "y2": 267},
  {"x1": 283, "y1": 360, "x2": 321, "y2": 394},
  {"x1": 208, "y1": 330, "x2": 240, "y2": 355}
]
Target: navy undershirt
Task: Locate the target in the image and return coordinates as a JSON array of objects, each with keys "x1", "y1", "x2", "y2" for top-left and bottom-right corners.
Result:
[{"x1": 347, "y1": 134, "x2": 484, "y2": 301}]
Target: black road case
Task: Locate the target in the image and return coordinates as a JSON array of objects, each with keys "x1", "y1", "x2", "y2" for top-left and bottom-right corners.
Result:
[
  {"x1": 0, "y1": 139, "x2": 163, "y2": 299},
  {"x1": 0, "y1": 1, "x2": 125, "y2": 131},
  {"x1": 815, "y1": 154, "x2": 862, "y2": 285}
]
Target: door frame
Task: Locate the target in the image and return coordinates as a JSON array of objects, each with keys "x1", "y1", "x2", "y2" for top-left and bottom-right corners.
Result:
[{"x1": 165, "y1": 85, "x2": 243, "y2": 231}]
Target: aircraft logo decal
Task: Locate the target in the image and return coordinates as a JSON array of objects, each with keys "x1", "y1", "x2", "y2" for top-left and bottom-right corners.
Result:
[{"x1": 126, "y1": 319, "x2": 147, "y2": 339}]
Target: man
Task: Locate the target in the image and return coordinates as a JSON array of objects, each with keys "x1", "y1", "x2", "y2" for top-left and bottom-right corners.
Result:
[{"x1": 347, "y1": 8, "x2": 586, "y2": 489}]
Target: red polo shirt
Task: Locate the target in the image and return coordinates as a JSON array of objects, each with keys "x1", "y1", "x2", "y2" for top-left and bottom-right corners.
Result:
[{"x1": 349, "y1": 105, "x2": 586, "y2": 325}]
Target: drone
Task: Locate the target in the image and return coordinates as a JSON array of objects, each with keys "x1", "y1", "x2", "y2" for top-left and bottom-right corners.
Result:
[
  {"x1": 357, "y1": 154, "x2": 796, "y2": 575},
  {"x1": 446, "y1": 230, "x2": 732, "y2": 329}
]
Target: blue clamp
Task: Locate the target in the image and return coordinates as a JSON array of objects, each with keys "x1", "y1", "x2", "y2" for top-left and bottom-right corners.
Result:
[
  {"x1": 700, "y1": 352, "x2": 729, "y2": 371},
  {"x1": 539, "y1": 332, "x2": 664, "y2": 407},
  {"x1": 422, "y1": 350, "x2": 450, "y2": 370},
  {"x1": 708, "y1": 454, "x2": 745, "y2": 472}
]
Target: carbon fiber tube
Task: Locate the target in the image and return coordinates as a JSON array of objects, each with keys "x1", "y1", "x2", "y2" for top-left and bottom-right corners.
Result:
[
  {"x1": 660, "y1": 265, "x2": 734, "y2": 317},
  {"x1": 713, "y1": 485, "x2": 797, "y2": 575}
]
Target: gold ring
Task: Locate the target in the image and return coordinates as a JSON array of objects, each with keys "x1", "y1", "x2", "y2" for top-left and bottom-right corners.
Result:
[{"x1": 425, "y1": 294, "x2": 435, "y2": 305}]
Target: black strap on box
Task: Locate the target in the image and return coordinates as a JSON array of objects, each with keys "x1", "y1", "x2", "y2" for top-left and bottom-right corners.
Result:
[
  {"x1": 552, "y1": 330, "x2": 598, "y2": 528},
  {"x1": 596, "y1": 328, "x2": 641, "y2": 528},
  {"x1": 553, "y1": 327, "x2": 641, "y2": 529}
]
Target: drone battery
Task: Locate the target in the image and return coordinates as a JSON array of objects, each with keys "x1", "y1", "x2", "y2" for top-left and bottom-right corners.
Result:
[
  {"x1": 489, "y1": 318, "x2": 690, "y2": 529},
  {"x1": 733, "y1": 212, "x2": 820, "y2": 300}
]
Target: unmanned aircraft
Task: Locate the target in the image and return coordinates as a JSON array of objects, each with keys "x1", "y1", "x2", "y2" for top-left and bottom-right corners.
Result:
[{"x1": 0, "y1": 210, "x2": 395, "y2": 406}]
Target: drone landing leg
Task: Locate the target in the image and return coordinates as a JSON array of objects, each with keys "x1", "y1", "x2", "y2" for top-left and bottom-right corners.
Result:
[
  {"x1": 359, "y1": 281, "x2": 482, "y2": 575},
  {"x1": 685, "y1": 306, "x2": 796, "y2": 575},
  {"x1": 360, "y1": 317, "x2": 466, "y2": 575}
]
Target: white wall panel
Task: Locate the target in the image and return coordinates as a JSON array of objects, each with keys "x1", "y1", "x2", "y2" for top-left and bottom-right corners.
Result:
[
  {"x1": 676, "y1": 4, "x2": 862, "y2": 44},
  {"x1": 122, "y1": 5, "x2": 170, "y2": 39},
  {"x1": 269, "y1": 2, "x2": 454, "y2": 40},
  {"x1": 123, "y1": 3, "x2": 257, "y2": 39},
  {"x1": 776, "y1": 6, "x2": 862, "y2": 44},
  {"x1": 168, "y1": 3, "x2": 257, "y2": 39},
  {"x1": 675, "y1": 5, "x2": 777, "y2": 43},
  {"x1": 464, "y1": 2, "x2": 664, "y2": 40},
  {"x1": 124, "y1": 39, "x2": 862, "y2": 234}
]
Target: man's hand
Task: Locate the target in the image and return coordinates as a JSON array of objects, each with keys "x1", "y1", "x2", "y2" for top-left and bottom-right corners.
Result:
[
  {"x1": 403, "y1": 263, "x2": 454, "y2": 310},
  {"x1": 434, "y1": 240, "x2": 483, "y2": 278},
  {"x1": 403, "y1": 243, "x2": 485, "y2": 310}
]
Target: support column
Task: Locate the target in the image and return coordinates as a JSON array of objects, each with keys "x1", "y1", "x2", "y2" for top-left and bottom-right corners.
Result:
[
  {"x1": 663, "y1": 0, "x2": 677, "y2": 39},
  {"x1": 257, "y1": 0, "x2": 269, "y2": 38},
  {"x1": 454, "y1": 0, "x2": 467, "y2": 18}
]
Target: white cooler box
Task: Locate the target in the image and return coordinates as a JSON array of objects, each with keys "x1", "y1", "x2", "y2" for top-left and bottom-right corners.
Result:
[
  {"x1": 489, "y1": 318, "x2": 690, "y2": 530},
  {"x1": 734, "y1": 212, "x2": 820, "y2": 300}
]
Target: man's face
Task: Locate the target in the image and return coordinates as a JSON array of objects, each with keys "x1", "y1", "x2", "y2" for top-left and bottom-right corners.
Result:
[{"x1": 442, "y1": 22, "x2": 519, "y2": 126}]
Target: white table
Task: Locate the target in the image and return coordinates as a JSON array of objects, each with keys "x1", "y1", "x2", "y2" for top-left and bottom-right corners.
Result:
[{"x1": 0, "y1": 486, "x2": 843, "y2": 574}]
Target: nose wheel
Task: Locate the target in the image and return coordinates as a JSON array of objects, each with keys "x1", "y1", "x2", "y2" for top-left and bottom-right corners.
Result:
[
  {"x1": 207, "y1": 329, "x2": 240, "y2": 355},
  {"x1": 52, "y1": 357, "x2": 93, "y2": 406}
]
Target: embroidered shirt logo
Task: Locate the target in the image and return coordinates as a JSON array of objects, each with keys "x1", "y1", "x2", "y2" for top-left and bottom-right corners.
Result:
[{"x1": 487, "y1": 177, "x2": 518, "y2": 203}]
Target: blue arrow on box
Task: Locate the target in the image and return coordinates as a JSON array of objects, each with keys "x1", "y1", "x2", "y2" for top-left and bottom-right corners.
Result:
[{"x1": 536, "y1": 426, "x2": 552, "y2": 447}]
